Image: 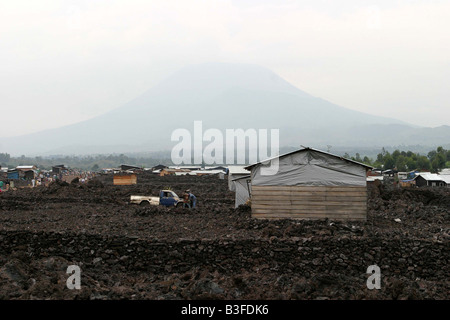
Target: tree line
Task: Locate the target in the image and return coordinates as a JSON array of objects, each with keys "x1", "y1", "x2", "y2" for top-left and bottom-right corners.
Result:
[
  {"x1": 344, "y1": 146, "x2": 450, "y2": 173},
  {"x1": 0, "y1": 153, "x2": 172, "y2": 171},
  {"x1": 1, "y1": 147, "x2": 450, "y2": 173}
]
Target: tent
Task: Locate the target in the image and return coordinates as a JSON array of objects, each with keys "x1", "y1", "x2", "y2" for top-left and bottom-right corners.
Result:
[{"x1": 244, "y1": 147, "x2": 372, "y2": 220}]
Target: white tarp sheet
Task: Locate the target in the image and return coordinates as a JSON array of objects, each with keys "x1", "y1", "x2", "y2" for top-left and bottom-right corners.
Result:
[
  {"x1": 229, "y1": 171, "x2": 250, "y2": 191},
  {"x1": 251, "y1": 149, "x2": 367, "y2": 186},
  {"x1": 234, "y1": 176, "x2": 251, "y2": 208}
]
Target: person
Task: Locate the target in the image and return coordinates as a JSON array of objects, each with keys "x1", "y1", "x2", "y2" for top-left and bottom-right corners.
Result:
[{"x1": 185, "y1": 189, "x2": 197, "y2": 208}]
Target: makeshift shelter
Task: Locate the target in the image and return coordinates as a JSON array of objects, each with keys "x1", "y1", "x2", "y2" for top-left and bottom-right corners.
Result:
[
  {"x1": 233, "y1": 175, "x2": 251, "y2": 208},
  {"x1": 52, "y1": 165, "x2": 67, "y2": 174},
  {"x1": 120, "y1": 164, "x2": 142, "y2": 172},
  {"x1": 227, "y1": 166, "x2": 250, "y2": 191},
  {"x1": 23, "y1": 170, "x2": 35, "y2": 180},
  {"x1": 414, "y1": 173, "x2": 446, "y2": 187},
  {"x1": 151, "y1": 164, "x2": 168, "y2": 172},
  {"x1": 244, "y1": 147, "x2": 372, "y2": 221},
  {"x1": 7, "y1": 170, "x2": 19, "y2": 180},
  {"x1": 16, "y1": 165, "x2": 37, "y2": 171}
]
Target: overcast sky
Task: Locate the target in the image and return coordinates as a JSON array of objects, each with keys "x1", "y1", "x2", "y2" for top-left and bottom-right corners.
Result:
[{"x1": 1, "y1": 0, "x2": 449, "y2": 138}]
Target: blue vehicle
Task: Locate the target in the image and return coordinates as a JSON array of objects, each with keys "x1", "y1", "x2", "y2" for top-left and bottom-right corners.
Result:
[{"x1": 130, "y1": 190, "x2": 187, "y2": 207}]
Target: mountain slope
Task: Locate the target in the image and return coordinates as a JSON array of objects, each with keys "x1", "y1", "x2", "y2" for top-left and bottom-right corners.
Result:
[{"x1": 0, "y1": 62, "x2": 447, "y2": 156}]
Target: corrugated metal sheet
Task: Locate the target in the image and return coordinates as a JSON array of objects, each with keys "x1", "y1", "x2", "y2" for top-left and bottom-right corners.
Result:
[
  {"x1": 415, "y1": 173, "x2": 442, "y2": 181},
  {"x1": 16, "y1": 165, "x2": 36, "y2": 170},
  {"x1": 439, "y1": 175, "x2": 450, "y2": 185}
]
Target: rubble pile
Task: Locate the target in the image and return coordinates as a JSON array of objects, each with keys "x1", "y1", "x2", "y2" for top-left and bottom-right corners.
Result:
[{"x1": 0, "y1": 173, "x2": 448, "y2": 299}]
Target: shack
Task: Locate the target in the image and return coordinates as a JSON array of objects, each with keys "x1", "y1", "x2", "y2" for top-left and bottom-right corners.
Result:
[
  {"x1": 227, "y1": 166, "x2": 250, "y2": 191},
  {"x1": 414, "y1": 173, "x2": 446, "y2": 187},
  {"x1": 15, "y1": 165, "x2": 37, "y2": 180},
  {"x1": 52, "y1": 165, "x2": 67, "y2": 174},
  {"x1": 151, "y1": 164, "x2": 168, "y2": 172},
  {"x1": 120, "y1": 164, "x2": 142, "y2": 172},
  {"x1": 244, "y1": 147, "x2": 372, "y2": 221},
  {"x1": 7, "y1": 170, "x2": 19, "y2": 180}
]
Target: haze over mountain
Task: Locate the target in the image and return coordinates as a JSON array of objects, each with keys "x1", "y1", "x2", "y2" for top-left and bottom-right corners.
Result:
[{"x1": 1, "y1": 62, "x2": 449, "y2": 157}]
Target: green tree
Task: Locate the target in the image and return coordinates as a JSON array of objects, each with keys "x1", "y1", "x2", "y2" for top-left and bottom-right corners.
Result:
[
  {"x1": 396, "y1": 155, "x2": 407, "y2": 171},
  {"x1": 392, "y1": 150, "x2": 401, "y2": 161},
  {"x1": 417, "y1": 155, "x2": 431, "y2": 171},
  {"x1": 376, "y1": 152, "x2": 384, "y2": 163},
  {"x1": 363, "y1": 156, "x2": 372, "y2": 166},
  {"x1": 384, "y1": 154, "x2": 395, "y2": 169},
  {"x1": 406, "y1": 158, "x2": 417, "y2": 171},
  {"x1": 431, "y1": 153, "x2": 446, "y2": 172}
]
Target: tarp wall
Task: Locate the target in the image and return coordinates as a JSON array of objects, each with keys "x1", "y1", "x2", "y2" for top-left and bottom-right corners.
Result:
[
  {"x1": 229, "y1": 173, "x2": 250, "y2": 191},
  {"x1": 234, "y1": 177, "x2": 251, "y2": 208},
  {"x1": 251, "y1": 150, "x2": 367, "y2": 186}
]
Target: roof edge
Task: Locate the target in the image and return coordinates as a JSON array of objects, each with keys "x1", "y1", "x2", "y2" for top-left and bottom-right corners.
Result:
[{"x1": 244, "y1": 147, "x2": 374, "y2": 171}]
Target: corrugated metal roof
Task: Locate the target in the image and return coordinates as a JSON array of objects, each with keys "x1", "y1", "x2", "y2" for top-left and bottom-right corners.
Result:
[
  {"x1": 415, "y1": 173, "x2": 443, "y2": 181},
  {"x1": 438, "y1": 175, "x2": 450, "y2": 184},
  {"x1": 367, "y1": 176, "x2": 384, "y2": 182},
  {"x1": 189, "y1": 170, "x2": 226, "y2": 175},
  {"x1": 16, "y1": 165, "x2": 35, "y2": 169}
]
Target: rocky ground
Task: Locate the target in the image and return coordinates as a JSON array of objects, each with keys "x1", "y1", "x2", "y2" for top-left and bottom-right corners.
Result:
[{"x1": 0, "y1": 173, "x2": 448, "y2": 300}]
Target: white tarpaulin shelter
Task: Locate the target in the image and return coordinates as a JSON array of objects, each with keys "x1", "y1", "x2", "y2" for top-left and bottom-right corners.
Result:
[
  {"x1": 232, "y1": 175, "x2": 251, "y2": 208},
  {"x1": 246, "y1": 148, "x2": 371, "y2": 187},
  {"x1": 244, "y1": 147, "x2": 372, "y2": 220}
]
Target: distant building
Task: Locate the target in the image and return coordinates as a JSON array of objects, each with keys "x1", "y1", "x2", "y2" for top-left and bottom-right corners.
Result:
[
  {"x1": 188, "y1": 169, "x2": 227, "y2": 176},
  {"x1": 414, "y1": 173, "x2": 446, "y2": 187},
  {"x1": 120, "y1": 164, "x2": 142, "y2": 172},
  {"x1": 52, "y1": 165, "x2": 67, "y2": 174},
  {"x1": 7, "y1": 170, "x2": 19, "y2": 180},
  {"x1": 205, "y1": 166, "x2": 228, "y2": 171},
  {"x1": 169, "y1": 165, "x2": 202, "y2": 170},
  {"x1": 439, "y1": 175, "x2": 450, "y2": 187},
  {"x1": 227, "y1": 166, "x2": 250, "y2": 191},
  {"x1": 160, "y1": 168, "x2": 193, "y2": 176},
  {"x1": 151, "y1": 164, "x2": 168, "y2": 172},
  {"x1": 381, "y1": 169, "x2": 397, "y2": 177},
  {"x1": 15, "y1": 165, "x2": 37, "y2": 180},
  {"x1": 16, "y1": 165, "x2": 37, "y2": 171}
]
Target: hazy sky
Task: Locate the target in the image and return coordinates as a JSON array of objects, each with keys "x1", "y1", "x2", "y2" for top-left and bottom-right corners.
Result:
[{"x1": 1, "y1": 0, "x2": 449, "y2": 138}]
